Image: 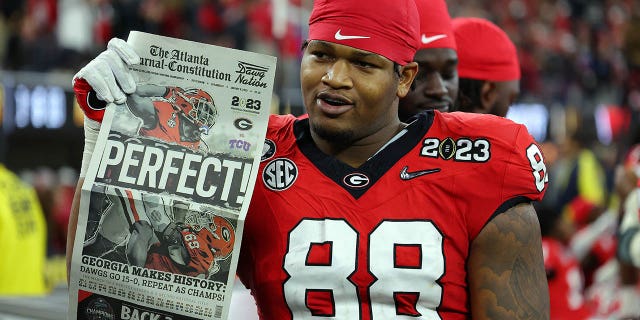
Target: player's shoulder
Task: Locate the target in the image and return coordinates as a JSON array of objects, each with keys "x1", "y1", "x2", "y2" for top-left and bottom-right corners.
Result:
[
  {"x1": 438, "y1": 111, "x2": 527, "y2": 137},
  {"x1": 268, "y1": 114, "x2": 297, "y2": 129},
  {"x1": 261, "y1": 114, "x2": 299, "y2": 156},
  {"x1": 435, "y1": 111, "x2": 535, "y2": 149},
  {"x1": 266, "y1": 114, "x2": 298, "y2": 138}
]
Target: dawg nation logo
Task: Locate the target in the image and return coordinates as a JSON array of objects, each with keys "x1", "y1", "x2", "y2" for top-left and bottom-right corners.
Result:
[{"x1": 235, "y1": 61, "x2": 269, "y2": 88}]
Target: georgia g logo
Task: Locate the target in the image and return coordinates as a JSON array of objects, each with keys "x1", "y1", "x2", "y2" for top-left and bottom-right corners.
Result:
[
  {"x1": 263, "y1": 158, "x2": 298, "y2": 191},
  {"x1": 234, "y1": 118, "x2": 253, "y2": 131},
  {"x1": 343, "y1": 173, "x2": 370, "y2": 188},
  {"x1": 261, "y1": 139, "x2": 276, "y2": 162}
]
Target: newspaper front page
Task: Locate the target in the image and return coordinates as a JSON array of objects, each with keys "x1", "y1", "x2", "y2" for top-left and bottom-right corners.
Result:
[{"x1": 68, "y1": 31, "x2": 276, "y2": 320}]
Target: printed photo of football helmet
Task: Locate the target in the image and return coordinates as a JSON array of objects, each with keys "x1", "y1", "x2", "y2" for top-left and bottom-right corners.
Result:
[
  {"x1": 173, "y1": 87, "x2": 218, "y2": 134},
  {"x1": 209, "y1": 215, "x2": 236, "y2": 260}
]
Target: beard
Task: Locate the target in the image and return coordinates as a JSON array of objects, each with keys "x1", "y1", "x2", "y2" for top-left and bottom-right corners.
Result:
[{"x1": 310, "y1": 121, "x2": 355, "y2": 147}]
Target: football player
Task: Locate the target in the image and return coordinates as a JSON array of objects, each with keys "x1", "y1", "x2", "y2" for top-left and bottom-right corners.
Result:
[
  {"x1": 535, "y1": 203, "x2": 592, "y2": 319},
  {"x1": 398, "y1": 0, "x2": 458, "y2": 120},
  {"x1": 126, "y1": 201, "x2": 236, "y2": 279},
  {"x1": 67, "y1": 0, "x2": 550, "y2": 318},
  {"x1": 74, "y1": 78, "x2": 217, "y2": 152},
  {"x1": 451, "y1": 17, "x2": 521, "y2": 117},
  {"x1": 126, "y1": 84, "x2": 217, "y2": 151}
]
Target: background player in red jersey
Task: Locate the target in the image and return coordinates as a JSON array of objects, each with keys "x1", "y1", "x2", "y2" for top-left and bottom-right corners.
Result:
[
  {"x1": 67, "y1": 0, "x2": 550, "y2": 319},
  {"x1": 398, "y1": 0, "x2": 458, "y2": 121},
  {"x1": 451, "y1": 17, "x2": 521, "y2": 117},
  {"x1": 535, "y1": 203, "x2": 593, "y2": 319}
]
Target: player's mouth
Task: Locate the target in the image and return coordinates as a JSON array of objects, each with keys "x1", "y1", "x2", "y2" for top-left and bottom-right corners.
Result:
[{"x1": 316, "y1": 92, "x2": 354, "y2": 116}]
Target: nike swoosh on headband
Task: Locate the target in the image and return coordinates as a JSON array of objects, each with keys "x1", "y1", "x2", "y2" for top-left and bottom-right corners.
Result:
[
  {"x1": 335, "y1": 29, "x2": 371, "y2": 40},
  {"x1": 421, "y1": 34, "x2": 447, "y2": 44}
]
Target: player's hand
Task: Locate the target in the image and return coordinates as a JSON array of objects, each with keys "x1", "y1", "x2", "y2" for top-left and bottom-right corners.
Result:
[{"x1": 72, "y1": 38, "x2": 140, "y2": 122}]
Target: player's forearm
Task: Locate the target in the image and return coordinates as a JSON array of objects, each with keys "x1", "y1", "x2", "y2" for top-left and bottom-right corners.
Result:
[
  {"x1": 66, "y1": 178, "x2": 84, "y2": 284},
  {"x1": 468, "y1": 203, "x2": 550, "y2": 320}
]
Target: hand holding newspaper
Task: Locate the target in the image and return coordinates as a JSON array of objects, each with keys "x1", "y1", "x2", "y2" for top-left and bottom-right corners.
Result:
[{"x1": 68, "y1": 31, "x2": 276, "y2": 320}]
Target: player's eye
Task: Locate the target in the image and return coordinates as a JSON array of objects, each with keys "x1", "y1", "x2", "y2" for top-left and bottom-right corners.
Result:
[
  {"x1": 311, "y1": 51, "x2": 331, "y2": 60},
  {"x1": 353, "y1": 60, "x2": 375, "y2": 68},
  {"x1": 442, "y1": 68, "x2": 457, "y2": 80}
]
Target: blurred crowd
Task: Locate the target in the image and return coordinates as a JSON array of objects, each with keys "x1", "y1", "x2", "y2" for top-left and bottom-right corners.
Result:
[
  {"x1": 3, "y1": 0, "x2": 640, "y2": 318},
  {"x1": 3, "y1": 0, "x2": 640, "y2": 112}
]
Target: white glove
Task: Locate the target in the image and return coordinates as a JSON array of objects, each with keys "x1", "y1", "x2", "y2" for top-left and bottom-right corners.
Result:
[
  {"x1": 75, "y1": 38, "x2": 139, "y2": 177},
  {"x1": 73, "y1": 38, "x2": 140, "y2": 104}
]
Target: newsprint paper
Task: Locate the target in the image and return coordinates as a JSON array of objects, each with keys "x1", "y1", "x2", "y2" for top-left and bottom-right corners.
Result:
[{"x1": 68, "y1": 31, "x2": 276, "y2": 320}]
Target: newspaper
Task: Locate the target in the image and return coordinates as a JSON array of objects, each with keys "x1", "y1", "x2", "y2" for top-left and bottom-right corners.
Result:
[{"x1": 68, "y1": 31, "x2": 276, "y2": 320}]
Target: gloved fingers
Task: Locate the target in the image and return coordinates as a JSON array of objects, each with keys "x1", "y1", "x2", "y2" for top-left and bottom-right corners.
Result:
[
  {"x1": 98, "y1": 50, "x2": 135, "y2": 102},
  {"x1": 103, "y1": 44, "x2": 138, "y2": 95},
  {"x1": 72, "y1": 38, "x2": 140, "y2": 105},
  {"x1": 77, "y1": 59, "x2": 117, "y2": 104},
  {"x1": 95, "y1": 55, "x2": 126, "y2": 104},
  {"x1": 107, "y1": 38, "x2": 140, "y2": 66}
]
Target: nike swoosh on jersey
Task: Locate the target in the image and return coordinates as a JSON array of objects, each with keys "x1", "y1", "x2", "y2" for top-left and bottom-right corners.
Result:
[
  {"x1": 399, "y1": 166, "x2": 441, "y2": 180},
  {"x1": 335, "y1": 29, "x2": 371, "y2": 40},
  {"x1": 421, "y1": 34, "x2": 447, "y2": 44}
]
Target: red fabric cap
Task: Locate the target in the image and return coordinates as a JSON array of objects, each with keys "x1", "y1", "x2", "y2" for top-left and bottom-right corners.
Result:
[
  {"x1": 452, "y1": 17, "x2": 520, "y2": 81},
  {"x1": 415, "y1": 0, "x2": 456, "y2": 50},
  {"x1": 308, "y1": 0, "x2": 419, "y2": 65}
]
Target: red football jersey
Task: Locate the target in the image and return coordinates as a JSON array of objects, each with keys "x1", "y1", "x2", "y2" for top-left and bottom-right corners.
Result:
[
  {"x1": 139, "y1": 87, "x2": 200, "y2": 150},
  {"x1": 542, "y1": 237, "x2": 592, "y2": 320},
  {"x1": 238, "y1": 111, "x2": 548, "y2": 319},
  {"x1": 145, "y1": 226, "x2": 217, "y2": 277}
]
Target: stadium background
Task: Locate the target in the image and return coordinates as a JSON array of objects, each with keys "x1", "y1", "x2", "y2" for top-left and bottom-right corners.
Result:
[{"x1": 1, "y1": 0, "x2": 639, "y2": 319}]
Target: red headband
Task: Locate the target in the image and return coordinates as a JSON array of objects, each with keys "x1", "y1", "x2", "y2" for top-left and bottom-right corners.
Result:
[
  {"x1": 452, "y1": 17, "x2": 520, "y2": 81},
  {"x1": 308, "y1": 0, "x2": 419, "y2": 65},
  {"x1": 416, "y1": 0, "x2": 456, "y2": 50}
]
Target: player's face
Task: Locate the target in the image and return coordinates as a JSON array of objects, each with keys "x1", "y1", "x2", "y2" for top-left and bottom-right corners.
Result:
[
  {"x1": 399, "y1": 48, "x2": 458, "y2": 120},
  {"x1": 179, "y1": 115, "x2": 202, "y2": 141},
  {"x1": 490, "y1": 79, "x2": 519, "y2": 117},
  {"x1": 301, "y1": 40, "x2": 413, "y2": 144}
]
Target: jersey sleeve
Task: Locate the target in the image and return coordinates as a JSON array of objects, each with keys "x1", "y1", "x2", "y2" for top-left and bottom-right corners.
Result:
[
  {"x1": 501, "y1": 124, "x2": 548, "y2": 203},
  {"x1": 73, "y1": 78, "x2": 107, "y2": 122}
]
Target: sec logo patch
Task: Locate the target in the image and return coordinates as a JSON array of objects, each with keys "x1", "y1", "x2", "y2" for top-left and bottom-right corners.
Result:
[{"x1": 263, "y1": 158, "x2": 298, "y2": 191}]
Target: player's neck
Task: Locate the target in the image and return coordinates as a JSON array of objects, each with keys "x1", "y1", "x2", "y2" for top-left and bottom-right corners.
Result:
[{"x1": 313, "y1": 121, "x2": 407, "y2": 168}]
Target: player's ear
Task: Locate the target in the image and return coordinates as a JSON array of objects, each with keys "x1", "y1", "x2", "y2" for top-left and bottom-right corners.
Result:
[
  {"x1": 479, "y1": 81, "x2": 497, "y2": 113},
  {"x1": 397, "y1": 61, "x2": 418, "y2": 98}
]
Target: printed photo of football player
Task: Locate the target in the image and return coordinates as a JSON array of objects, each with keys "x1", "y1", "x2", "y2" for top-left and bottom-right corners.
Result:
[
  {"x1": 126, "y1": 200, "x2": 236, "y2": 282},
  {"x1": 124, "y1": 85, "x2": 218, "y2": 152},
  {"x1": 82, "y1": 185, "x2": 236, "y2": 282}
]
